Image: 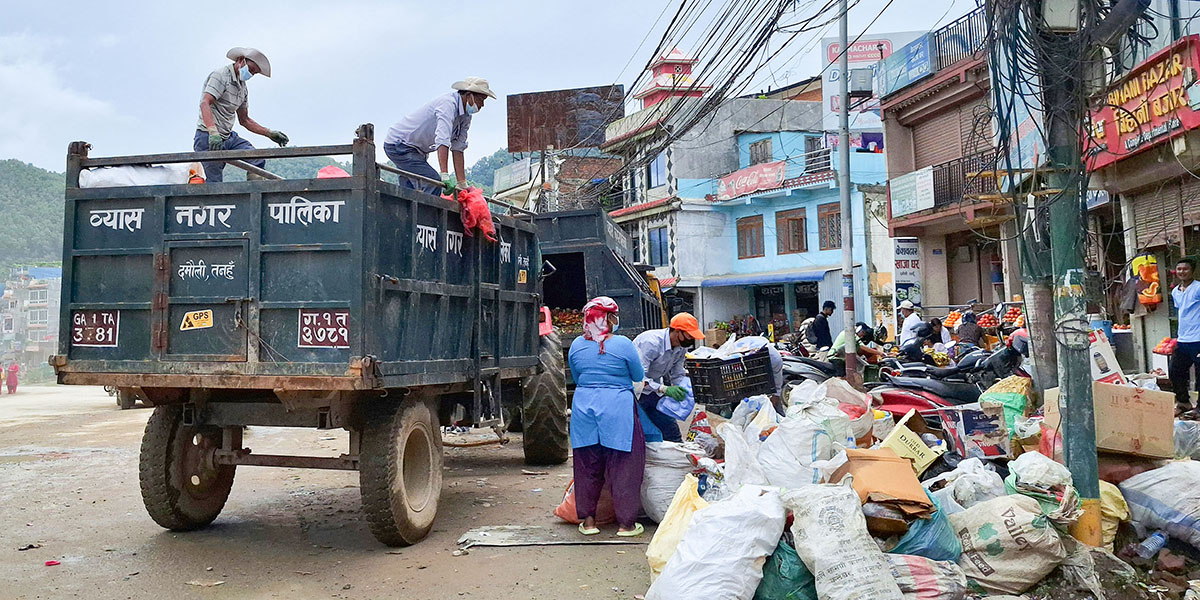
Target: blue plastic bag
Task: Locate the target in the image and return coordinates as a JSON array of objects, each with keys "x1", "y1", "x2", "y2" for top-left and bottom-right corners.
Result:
[{"x1": 887, "y1": 490, "x2": 962, "y2": 562}]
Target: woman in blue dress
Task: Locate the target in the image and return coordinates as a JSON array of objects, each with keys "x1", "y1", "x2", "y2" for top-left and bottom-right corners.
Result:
[{"x1": 569, "y1": 296, "x2": 647, "y2": 537}]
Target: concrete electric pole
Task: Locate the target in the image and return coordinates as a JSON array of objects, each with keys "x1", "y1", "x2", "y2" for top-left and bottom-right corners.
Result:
[{"x1": 838, "y1": 0, "x2": 861, "y2": 386}]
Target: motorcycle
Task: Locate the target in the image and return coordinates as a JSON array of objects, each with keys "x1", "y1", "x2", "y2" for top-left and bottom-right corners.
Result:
[{"x1": 869, "y1": 344, "x2": 1027, "y2": 421}]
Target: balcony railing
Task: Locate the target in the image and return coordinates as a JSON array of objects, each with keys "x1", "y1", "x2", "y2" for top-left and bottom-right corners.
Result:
[
  {"x1": 803, "y1": 148, "x2": 832, "y2": 173},
  {"x1": 931, "y1": 7, "x2": 986, "y2": 71},
  {"x1": 932, "y1": 151, "x2": 998, "y2": 208}
]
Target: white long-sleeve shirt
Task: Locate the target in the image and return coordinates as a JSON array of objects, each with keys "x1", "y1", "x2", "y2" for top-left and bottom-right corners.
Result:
[
  {"x1": 385, "y1": 92, "x2": 471, "y2": 153},
  {"x1": 633, "y1": 328, "x2": 692, "y2": 400}
]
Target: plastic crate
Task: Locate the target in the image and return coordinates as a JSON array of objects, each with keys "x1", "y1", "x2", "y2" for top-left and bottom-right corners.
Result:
[{"x1": 686, "y1": 347, "x2": 774, "y2": 407}]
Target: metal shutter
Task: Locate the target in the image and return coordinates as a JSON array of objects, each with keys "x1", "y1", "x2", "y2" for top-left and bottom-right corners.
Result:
[
  {"x1": 959, "y1": 96, "x2": 994, "y2": 156},
  {"x1": 1131, "y1": 180, "x2": 1184, "y2": 249},
  {"x1": 1182, "y1": 175, "x2": 1200, "y2": 229},
  {"x1": 912, "y1": 108, "x2": 964, "y2": 169}
]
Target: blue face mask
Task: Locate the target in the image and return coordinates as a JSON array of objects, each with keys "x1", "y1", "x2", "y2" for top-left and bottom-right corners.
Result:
[
  {"x1": 610, "y1": 318, "x2": 620, "y2": 332},
  {"x1": 464, "y1": 101, "x2": 479, "y2": 116},
  {"x1": 239, "y1": 64, "x2": 253, "y2": 81}
]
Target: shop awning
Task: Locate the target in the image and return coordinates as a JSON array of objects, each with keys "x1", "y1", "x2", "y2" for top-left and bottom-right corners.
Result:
[{"x1": 700, "y1": 266, "x2": 844, "y2": 287}]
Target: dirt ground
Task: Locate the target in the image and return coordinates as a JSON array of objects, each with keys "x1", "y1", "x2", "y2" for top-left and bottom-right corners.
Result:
[{"x1": 0, "y1": 385, "x2": 652, "y2": 599}]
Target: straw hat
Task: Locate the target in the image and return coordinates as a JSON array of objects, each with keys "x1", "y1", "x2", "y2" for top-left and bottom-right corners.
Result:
[{"x1": 226, "y1": 47, "x2": 272, "y2": 77}]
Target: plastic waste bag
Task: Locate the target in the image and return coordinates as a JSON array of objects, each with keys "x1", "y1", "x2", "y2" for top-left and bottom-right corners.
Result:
[
  {"x1": 949, "y1": 494, "x2": 1067, "y2": 594},
  {"x1": 783, "y1": 379, "x2": 824, "y2": 409},
  {"x1": 1099, "y1": 480, "x2": 1129, "y2": 551},
  {"x1": 1120, "y1": 460, "x2": 1200, "y2": 550},
  {"x1": 888, "y1": 490, "x2": 963, "y2": 562},
  {"x1": 646, "y1": 474, "x2": 708, "y2": 580},
  {"x1": 718, "y1": 421, "x2": 769, "y2": 492},
  {"x1": 648, "y1": 485, "x2": 785, "y2": 600},
  {"x1": 1010, "y1": 450, "x2": 1072, "y2": 488},
  {"x1": 754, "y1": 538, "x2": 817, "y2": 600},
  {"x1": 784, "y1": 482, "x2": 904, "y2": 600},
  {"x1": 757, "y1": 411, "x2": 837, "y2": 488},
  {"x1": 553, "y1": 479, "x2": 615, "y2": 525},
  {"x1": 922, "y1": 457, "x2": 1006, "y2": 515},
  {"x1": 885, "y1": 554, "x2": 968, "y2": 600},
  {"x1": 1176, "y1": 419, "x2": 1200, "y2": 460},
  {"x1": 825, "y1": 378, "x2": 874, "y2": 441},
  {"x1": 641, "y1": 442, "x2": 706, "y2": 523},
  {"x1": 786, "y1": 386, "x2": 854, "y2": 448}
]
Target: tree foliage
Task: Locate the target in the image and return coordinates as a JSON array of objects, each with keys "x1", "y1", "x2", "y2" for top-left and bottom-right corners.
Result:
[
  {"x1": 0, "y1": 160, "x2": 65, "y2": 269},
  {"x1": 467, "y1": 148, "x2": 521, "y2": 195}
]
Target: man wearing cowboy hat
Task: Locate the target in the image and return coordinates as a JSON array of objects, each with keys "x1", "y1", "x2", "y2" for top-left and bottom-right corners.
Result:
[
  {"x1": 384, "y1": 77, "x2": 496, "y2": 195},
  {"x1": 194, "y1": 47, "x2": 290, "y2": 182}
]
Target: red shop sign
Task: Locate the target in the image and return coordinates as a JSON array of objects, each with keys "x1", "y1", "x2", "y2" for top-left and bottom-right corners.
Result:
[
  {"x1": 716, "y1": 161, "x2": 788, "y2": 201},
  {"x1": 1086, "y1": 35, "x2": 1200, "y2": 170}
]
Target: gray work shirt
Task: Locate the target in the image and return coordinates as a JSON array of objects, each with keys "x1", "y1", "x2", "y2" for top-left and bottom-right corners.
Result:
[
  {"x1": 385, "y1": 92, "x2": 471, "y2": 153},
  {"x1": 196, "y1": 64, "x2": 247, "y2": 136},
  {"x1": 633, "y1": 328, "x2": 692, "y2": 399}
]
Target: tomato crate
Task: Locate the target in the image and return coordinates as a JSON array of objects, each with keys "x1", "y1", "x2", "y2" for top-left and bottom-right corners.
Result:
[{"x1": 685, "y1": 348, "x2": 774, "y2": 406}]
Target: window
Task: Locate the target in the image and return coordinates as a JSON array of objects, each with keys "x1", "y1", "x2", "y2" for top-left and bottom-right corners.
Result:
[
  {"x1": 27, "y1": 309, "x2": 48, "y2": 326},
  {"x1": 2, "y1": 315, "x2": 12, "y2": 333},
  {"x1": 646, "y1": 153, "x2": 667, "y2": 189},
  {"x1": 27, "y1": 289, "x2": 48, "y2": 304},
  {"x1": 818, "y1": 202, "x2": 842, "y2": 250},
  {"x1": 737, "y1": 215, "x2": 765, "y2": 259},
  {"x1": 628, "y1": 226, "x2": 642, "y2": 263},
  {"x1": 749, "y1": 139, "x2": 773, "y2": 165},
  {"x1": 804, "y1": 136, "x2": 830, "y2": 171},
  {"x1": 28, "y1": 328, "x2": 41, "y2": 342},
  {"x1": 776, "y1": 208, "x2": 807, "y2": 254},
  {"x1": 649, "y1": 226, "x2": 669, "y2": 267}
]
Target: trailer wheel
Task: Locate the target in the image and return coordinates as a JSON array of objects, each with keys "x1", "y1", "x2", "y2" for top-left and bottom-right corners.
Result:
[
  {"x1": 359, "y1": 398, "x2": 443, "y2": 546},
  {"x1": 117, "y1": 389, "x2": 137, "y2": 410},
  {"x1": 138, "y1": 405, "x2": 236, "y2": 531},
  {"x1": 521, "y1": 330, "x2": 569, "y2": 465}
]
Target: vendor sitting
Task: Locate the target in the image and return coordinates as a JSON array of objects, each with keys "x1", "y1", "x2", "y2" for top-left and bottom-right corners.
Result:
[
  {"x1": 632, "y1": 313, "x2": 705, "y2": 443},
  {"x1": 829, "y1": 322, "x2": 884, "y2": 370}
]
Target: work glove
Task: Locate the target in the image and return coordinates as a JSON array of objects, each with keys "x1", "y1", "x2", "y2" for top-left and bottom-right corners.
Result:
[
  {"x1": 268, "y1": 130, "x2": 289, "y2": 147},
  {"x1": 441, "y1": 172, "x2": 458, "y2": 195},
  {"x1": 207, "y1": 131, "x2": 225, "y2": 151},
  {"x1": 663, "y1": 386, "x2": 687, "y2": 402}
]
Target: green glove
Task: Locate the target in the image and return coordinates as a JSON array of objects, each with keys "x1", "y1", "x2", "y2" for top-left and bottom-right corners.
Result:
[
  {"x1": 268, "y1": 130, "x2": 289, "y2": 147},
  {"x1": 207, "y1": 132, "x2": 225, "y2": 151},
  {"x1": 440, "y1": 172, "x2": 458, "y2": 195},
  {"x1": 663, "y1": 386, "x2": 687, "y2": 402}
]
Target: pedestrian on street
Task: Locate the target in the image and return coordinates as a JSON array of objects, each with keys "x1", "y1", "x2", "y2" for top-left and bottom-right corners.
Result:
[
  {"x1": 1170, "y1": 257, "x2": 1200, "y2": 413},
  {"x1": 383, "y1": 78, "x2": 495, "y2": 195},
  {"x1": 632, "y1": 313, "x2": 705, "y2": 443},
  {"x1": 898, "y1": 300, "x2": 923, "y2": 346},
  {"x1": 567, "y1": 297, "x2": 647, "y2": 538},
  {"x1": 6, "y1": 363, "x2": 18, "y2": 394},
  {"x1": 811, "y1": 301, "x2": 835, "y2": 350},
  {"x1": 194, "y1": 47, "x2": 289, "y2": 182}
]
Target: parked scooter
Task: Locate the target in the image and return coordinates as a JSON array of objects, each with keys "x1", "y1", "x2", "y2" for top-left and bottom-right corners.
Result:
[{"x1": 870, "y1": 341, "x2": 1028, "y2": 421}]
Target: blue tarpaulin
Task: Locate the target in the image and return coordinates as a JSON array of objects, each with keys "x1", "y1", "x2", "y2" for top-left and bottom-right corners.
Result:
[{"x1": 28, "y1": 267, "x2": 62, "y2": 279}]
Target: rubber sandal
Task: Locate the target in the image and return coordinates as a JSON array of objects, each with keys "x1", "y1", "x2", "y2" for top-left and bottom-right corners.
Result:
[
  {"x1": 616, "y1": 522, "x2": 645, "y2": 537},
  {"x1": 578, "y1": 523, "x2": 600, "y2": 536}
]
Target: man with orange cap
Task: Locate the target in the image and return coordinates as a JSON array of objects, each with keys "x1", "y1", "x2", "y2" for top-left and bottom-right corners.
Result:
[{"x1": 632, "y1": 313, "x2": 705, "y2": 442}]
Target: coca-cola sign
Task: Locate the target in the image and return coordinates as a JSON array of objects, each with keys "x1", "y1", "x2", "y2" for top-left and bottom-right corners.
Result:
[{"x1": 716, "y1": 161, "x2": 787, "y2": 201}]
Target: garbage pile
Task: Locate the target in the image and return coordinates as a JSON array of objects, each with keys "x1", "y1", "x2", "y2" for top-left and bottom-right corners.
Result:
[{"x1": 617, "y1": 371, "x2": 1200, "y2": 600}]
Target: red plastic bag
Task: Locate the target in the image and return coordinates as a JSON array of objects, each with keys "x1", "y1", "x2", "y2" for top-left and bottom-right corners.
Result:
[
  {"x1": 553, "y1": 479, "x2": 615, "y2": 525},
  {"x1": 317, "y1": 165, "x2": 350, "y2": 178},
  {"x1": 441, "y1": 187, "x2": 497, "y2": 242}
]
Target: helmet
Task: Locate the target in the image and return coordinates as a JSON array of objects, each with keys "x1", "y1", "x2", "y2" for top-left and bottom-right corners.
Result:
[
  {"x1": 854, "y1": 322, "x2": 874, "y2": 344},
  {"x1": 913, "y1": 323, "x2": 934, "y2": 341}
]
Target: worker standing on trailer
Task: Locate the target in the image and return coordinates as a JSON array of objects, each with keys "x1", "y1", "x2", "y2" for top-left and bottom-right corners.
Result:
[
  {"x1": 194, "y1": 47, "x2": 290, "y2": 182},
  {"x1": 633, "y1": 313, "x2": 705, "y2": 443},
  {"x1": 383, "y1": 78, "x2": 496, "y2": 195}
]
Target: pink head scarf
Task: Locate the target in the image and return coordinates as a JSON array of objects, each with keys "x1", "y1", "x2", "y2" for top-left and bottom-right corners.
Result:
[{"x1": 582, "y1": 296, "x2": 619, "y2": 354}]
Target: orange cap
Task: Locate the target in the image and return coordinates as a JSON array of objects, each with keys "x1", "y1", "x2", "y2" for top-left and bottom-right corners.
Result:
[{"x1": 669, "y1": 312, "x2": 705, "y2": 340}]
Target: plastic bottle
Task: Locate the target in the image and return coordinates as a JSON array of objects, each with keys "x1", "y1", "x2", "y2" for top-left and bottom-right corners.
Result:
[{"x1": 1135, "y1": 531, "x2": 1168, "y2": 559}]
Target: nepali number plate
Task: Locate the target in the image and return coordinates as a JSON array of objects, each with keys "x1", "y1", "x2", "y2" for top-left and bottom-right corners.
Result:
[
  {"x1": 72, "y1": 310, "x2": 119, "y2": 348},
  {"x1": 298, "y1": 309, "x2": 350, "y2": 349}
]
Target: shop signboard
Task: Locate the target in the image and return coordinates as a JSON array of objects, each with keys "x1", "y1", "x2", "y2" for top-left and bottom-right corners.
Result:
[
  {"x1": 821, "y1": 31, "x2": 924, "y2": 131},
  {"x1": 893, "y1": 238, "x2": 922, "y2": 332},
  {"x1": 889, "y1": 166, "x2": 935, "y2": 217},
  {"x1": 492, "y1": 157, "x2": 532, "y2": 193},
  {"x1": 1086, "y1": 35, "x2": 1200, "y2": 171},
  {"x1": 879, "y1": 34, "x2": 933, "y2": 98},
  {"x1": 716, "y1": 161, "x2": 787, "y2": 201}
]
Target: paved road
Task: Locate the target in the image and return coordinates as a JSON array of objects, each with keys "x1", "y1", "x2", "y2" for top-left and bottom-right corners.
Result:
[{"x1": 0, "y1": 385, "x2": 651, "y2": 599}]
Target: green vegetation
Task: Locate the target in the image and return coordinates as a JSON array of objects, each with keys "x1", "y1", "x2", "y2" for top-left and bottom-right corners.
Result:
[
  {"x1": 0, "y1": 160, "x2": 65, "y2": 269},
  {"x1": 467, "y1": 148, "x2": 520, "y2": 195}
]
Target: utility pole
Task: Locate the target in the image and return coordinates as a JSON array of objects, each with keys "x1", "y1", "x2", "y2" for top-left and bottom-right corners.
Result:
[
  {"x1": 838, "y1": 0, "x2": 860, "y2": 386},
  {"x1": 1034, "y1": 0, "x2": 1148, "y2": 546}
]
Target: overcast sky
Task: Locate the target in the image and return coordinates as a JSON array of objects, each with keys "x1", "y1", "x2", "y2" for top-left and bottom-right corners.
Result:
[{"x1": 1, "y1": 0, "x2": 974, "y2": 172}]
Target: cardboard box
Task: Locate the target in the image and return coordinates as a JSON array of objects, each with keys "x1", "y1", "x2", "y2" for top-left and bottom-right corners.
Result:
[
  {"x1": 1043, "y1": 382, "x2": 1174, "y2": 459},
  {"x1": 935, "y1": 402, "x2": 1012, "y2": 459},
  {"x1": 705, "y1": 328, "x2": 730, "y2": 348},
  {"x1": 1089, "y1": 330, "x2": 1127, "y2": 385},
  {"x1": 880, "y1": 410, "x2": 945, "y2": 475},
  {"x1": 832, "y1": 447, "x2": 934, "y2": 518}
]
